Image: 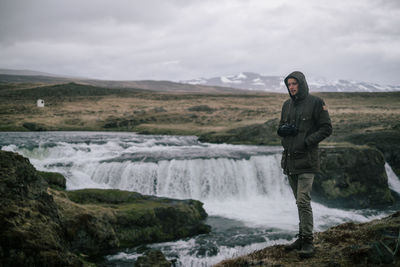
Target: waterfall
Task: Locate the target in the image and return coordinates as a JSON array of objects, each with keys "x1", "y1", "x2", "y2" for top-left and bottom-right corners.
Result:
[
  {"x1": 88, "y1": 155, "x2": 290, "y2": 201},
  {"x1": 386, "y1": 163, "x2": 400, "y2": 194},
  {"x1": 2, "y1": 131, "x2": 399, "y2": 229}
]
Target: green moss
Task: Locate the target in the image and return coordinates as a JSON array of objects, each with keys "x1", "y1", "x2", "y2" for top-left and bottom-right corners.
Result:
[
  {"x1": 1, "y1": 150, "x2": 210, "y2": 265},
  {"x1": 0, "y1": 82, "x2": 136, "y2": 99},
  {"x1": 321, "y1": 180, "x2": 367, "y2": 199},
  {"x1": 115, "y1": 207, "x2": 156, "y2": 225},
  {"x1": 38, "y1": 171, "x2": 66, "y2": 190},
  {"x1": 117, "y1": 226, "x2": 167, "y2": 247},
  {"x1": 63, "y1": 188, "x2": 210, "y2": 248},
  {"x1": 314, "y1": 146, "x2": 395, "y2": 208},
  {"x1": 0, "y1": 151, "x2": 84, "y2": 266},
  {"x1": 66, "y1": 189, "x2": 144, "y2": 204},
  {"x1": 320, "y1": 180, "x2": 339, "y2": 199},
  {"x1": 374, "y1": 188, "x2": 395, "y2": 205}
]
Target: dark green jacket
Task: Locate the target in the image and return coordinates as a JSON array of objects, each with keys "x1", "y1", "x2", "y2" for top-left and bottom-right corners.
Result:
[{"x1": 278, "y1": 71, "x2": 332, "y2": 175}]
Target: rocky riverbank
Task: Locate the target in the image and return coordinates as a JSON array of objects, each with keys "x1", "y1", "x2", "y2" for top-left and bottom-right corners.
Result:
[
  {"x1": 0, "y1": 150, "x2": 210, "y2": 266},
  {"x1": 215, "y1": 211, "x2": 400, "y2": 266}
]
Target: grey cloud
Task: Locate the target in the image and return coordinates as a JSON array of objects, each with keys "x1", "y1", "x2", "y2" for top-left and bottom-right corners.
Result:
[
  {"x1": 0, "y1": 0, "x2": 399, "y2": 84},
  {"x1": 0, "y1": 0, "x2": 181, "y2": 43}
]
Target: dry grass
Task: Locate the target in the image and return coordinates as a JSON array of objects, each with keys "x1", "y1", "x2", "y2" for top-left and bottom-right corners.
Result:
[{"x1": 1, "y1": 90, "x2": 399, "y2": 143}]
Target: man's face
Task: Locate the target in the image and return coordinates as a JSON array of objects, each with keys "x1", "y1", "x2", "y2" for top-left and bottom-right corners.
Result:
[{"x1": 287, "y1": 78, "x2": 299, "y2": 96}]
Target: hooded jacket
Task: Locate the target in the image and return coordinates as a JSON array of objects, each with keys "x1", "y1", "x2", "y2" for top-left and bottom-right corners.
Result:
[{"x1": 278, "y1": 71, "x2": 332, "y2": 175}]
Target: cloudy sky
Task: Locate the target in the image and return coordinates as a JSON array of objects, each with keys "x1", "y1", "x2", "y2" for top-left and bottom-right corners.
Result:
[{"x1": 0, "y1": 0, "x2": 399, "y2": 84}]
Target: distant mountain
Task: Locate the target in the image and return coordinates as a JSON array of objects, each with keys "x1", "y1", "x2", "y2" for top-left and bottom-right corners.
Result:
[
  {"x1": 0, "y1": 68, "x2": 82, "y2": 78},
  {"x1": 0, "y1": 72, "x2": 248, "y2": 94},
  {"x1": 1, "y1": 69, "x2": 399, "y2": 93},
  {"x1": 181, "y1": 72, "x2": 400, "y2": 93}
]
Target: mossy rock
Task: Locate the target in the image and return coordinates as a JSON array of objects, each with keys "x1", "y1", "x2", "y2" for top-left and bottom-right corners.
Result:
[
  {"x1": 312, "y1": 146, "x2": 395, "y2": 208},
  {"x1": 345, "y1": 130, "x2": 400, "y2": 178},
  {"x1": 0, "y1": 151, "x2": 211, "y2": 266},
  {"x1": 66, "y1": 189, "x2": 144, "y2": 204},
  {"x1": 63, "y1": 189, "x2": 211, "y2": 248},
  {"x1": 38, "y1": 171, "x2": 66, "y2": 190},
  {"x1": 0, "y1": 151, "x2": 83, "y2": 266}
]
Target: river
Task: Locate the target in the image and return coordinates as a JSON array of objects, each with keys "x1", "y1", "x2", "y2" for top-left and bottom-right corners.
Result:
[{"x1": 1, "y1": 131, "x2": 399, "y2": 266}]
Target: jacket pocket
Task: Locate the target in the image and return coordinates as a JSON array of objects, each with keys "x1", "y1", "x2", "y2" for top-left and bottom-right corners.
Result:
[
  {"x1": 292, "y1": 133, "x2": 307, "y2": 152},
  {"x1": 299, "y1": 116, "x2": 312, "y2": 132},
  {"x1": 293, "y1": 151, "x2": 312, "y2": 170}
]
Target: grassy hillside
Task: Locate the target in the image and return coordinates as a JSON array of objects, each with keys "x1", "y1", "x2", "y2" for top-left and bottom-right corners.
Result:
[
  {"x1": 0, "y1": 82, "x2": 283, "y2": 133},
  {"x1": 0, "y1": 82, "x2": 146, "y2": 100},
  {"x1": 0, "y1": 74, "x2": 247, "y2": 93},
  {"x1": 0, "y1": 74, "x2": 73, "y2": 84}
]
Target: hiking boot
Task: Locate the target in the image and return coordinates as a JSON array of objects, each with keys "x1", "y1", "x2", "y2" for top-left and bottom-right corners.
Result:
[
  {"x1": 284, "y1": 236, "x2": 302, "y2": 251},
  {"x1": 298, "y1": 241, "x2": 315, "y2": 258}
]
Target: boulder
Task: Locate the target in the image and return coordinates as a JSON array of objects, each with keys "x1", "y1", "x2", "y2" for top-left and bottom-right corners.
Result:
[
  {"x1": 62, "y1": 189, "x2": 210, "y2": 248},
  {"x1": 38, "y1": 170, "x2": 66, "y2": 190},
  {"x1": 0, "y1": 151, "x2": 82, "y2": 267},
  {"x1": 313, "y1": 146, "x2": 395, "y2": 208},
  {"x1": 345, "y1": 130, "x2": 400, "y2": 178}
]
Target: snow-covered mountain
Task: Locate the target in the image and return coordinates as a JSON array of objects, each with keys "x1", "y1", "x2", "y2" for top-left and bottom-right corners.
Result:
[{"x1": 181, "y1": 72, "x2": 400, "y2": 93}]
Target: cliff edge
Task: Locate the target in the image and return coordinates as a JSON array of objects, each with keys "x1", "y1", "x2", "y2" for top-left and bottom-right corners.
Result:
[{"x1": 0, "y1": 150, "x2": 210, "y2": 266}]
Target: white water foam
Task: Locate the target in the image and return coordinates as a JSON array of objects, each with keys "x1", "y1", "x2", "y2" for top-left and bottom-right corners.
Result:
[{"x1": 152, "y1": 238, "x2": 288, "y2": 267}]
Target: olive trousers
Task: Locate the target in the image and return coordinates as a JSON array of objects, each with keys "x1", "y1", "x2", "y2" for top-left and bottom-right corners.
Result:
[{"x1": 288, "y1": 173, "x2": 314, "y2": 242}]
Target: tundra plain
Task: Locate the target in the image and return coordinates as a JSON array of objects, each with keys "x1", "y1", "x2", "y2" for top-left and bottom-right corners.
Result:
[{"x1": 1, "y1": 82, "x2": 399, "y2": 174}]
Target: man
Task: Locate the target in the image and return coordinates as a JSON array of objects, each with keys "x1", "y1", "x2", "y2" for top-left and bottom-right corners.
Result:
[{"x1": 277, "y1": 71, "x2": 332, "y2": 258}]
